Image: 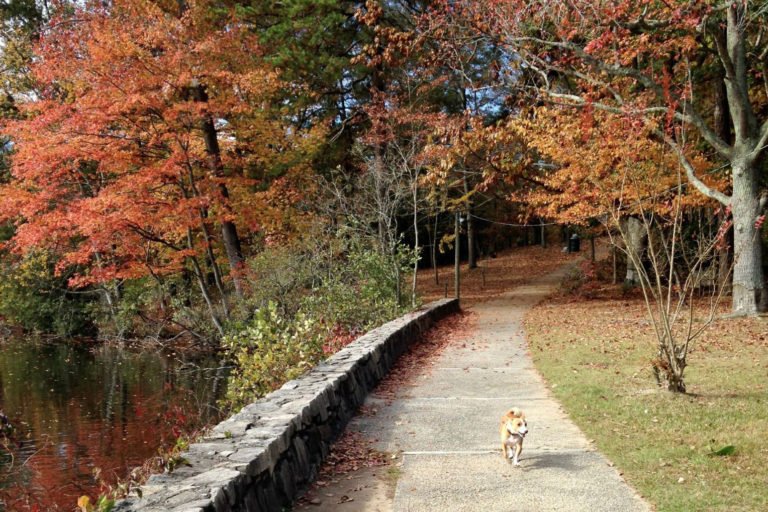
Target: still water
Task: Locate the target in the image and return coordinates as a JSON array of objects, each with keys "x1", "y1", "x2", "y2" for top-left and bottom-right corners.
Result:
[{"x1": 0, "y1": 339, "x2": 228, "y2": 511}]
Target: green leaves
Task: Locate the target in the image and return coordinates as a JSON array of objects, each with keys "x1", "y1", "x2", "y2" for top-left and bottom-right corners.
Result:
[
  {"x1": 77, "y1": 495, "x2": 115, "y2": 512},
  {"x1": 241, "y1": 0, "x2": 369, "y2": 107},
  {"x1": 222, "y1": 228, "x2": 412, "y2": 410},
  {"x1": 0, "y1": 251, "x2": 96, "y2": 336},
  {"x1": 222, "y1": 300, "x2": 324, "y2": 409},
  {"x1": 708, "y1": 445, "x2": 736, "y2": 457}
]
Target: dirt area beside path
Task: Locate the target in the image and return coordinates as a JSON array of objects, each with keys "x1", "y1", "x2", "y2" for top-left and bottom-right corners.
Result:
[
  {"x1": 293, "y1": 465, "x2": 394, "y2": 512},
  {"x1": 416, "y1": 245, "x2": 577, "y2": 306}
]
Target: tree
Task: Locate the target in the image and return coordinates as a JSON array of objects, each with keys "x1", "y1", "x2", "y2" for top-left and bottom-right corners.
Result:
[
  {"x1": 0, "y1": 0, "x2": 317, "y2": 336},
  {"x1": 426, "y1": 0, "x2": 768, "y2": 315},
  {"x1": 238, "y1": 0, "x2": 369, "y2": 118},
  {"x1": 510, "y1": 107, "x2": 721, "y2": 282},
  {"x1": 521, "y1": 108, "x2": 730, "y2": 392},
  {"x1": 235, "y1": 0, "x2": 383, "y2": 179},
  {"x1": 608, "y1": 169, "x2": 733, "y2": 393}
]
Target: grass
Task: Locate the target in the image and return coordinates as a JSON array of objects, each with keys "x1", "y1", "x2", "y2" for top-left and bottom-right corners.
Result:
[
  {"x1": 384, "y1": 464, "x2": 403, "y2": 486},
  {"x1": 524, "y1": 274, "x2": 768, "y2": 511}
]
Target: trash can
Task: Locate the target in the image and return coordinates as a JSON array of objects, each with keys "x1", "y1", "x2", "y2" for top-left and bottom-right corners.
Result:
[{"x1": 568, "y1": 233, "x2": 581, "y2": 253}]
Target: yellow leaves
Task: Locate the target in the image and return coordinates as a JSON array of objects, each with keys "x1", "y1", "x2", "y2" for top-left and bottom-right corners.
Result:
[
  {"x1": 77, "y1": 496, "x2": 93, "y2": 512},
  {"x1": 76, "y1": 494, "x2": 114, "y2": 512},
  {"x1": 467, "y1": 104, "x2": 718, "y2": 224},
  {"x1": 438, "y1": 157, "x2": 455, "y2": 172}
]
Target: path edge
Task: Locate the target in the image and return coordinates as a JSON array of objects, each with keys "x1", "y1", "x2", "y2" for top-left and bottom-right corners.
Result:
[{"x1": 519, "y1": 267, "x2": 653, "y2": 510}]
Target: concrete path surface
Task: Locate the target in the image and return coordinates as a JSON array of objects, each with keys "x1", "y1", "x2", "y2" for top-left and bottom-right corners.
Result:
[{"x1": 340, "y1": 265, "x2": 651, "y2": 512}]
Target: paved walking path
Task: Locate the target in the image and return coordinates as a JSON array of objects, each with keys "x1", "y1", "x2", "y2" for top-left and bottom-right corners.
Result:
[{"x1": 343, "y1": 265, "x2": 651, "y2": 511}]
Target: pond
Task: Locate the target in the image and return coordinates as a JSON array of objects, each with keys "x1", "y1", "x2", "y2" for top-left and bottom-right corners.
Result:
[{"x1": 0, "y1": 338, "x2": 229, "y2": 511}]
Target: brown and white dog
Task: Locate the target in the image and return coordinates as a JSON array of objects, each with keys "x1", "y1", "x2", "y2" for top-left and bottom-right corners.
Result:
[{"x1": 499, "y1": 407, "x2": 528, "y2": 466}]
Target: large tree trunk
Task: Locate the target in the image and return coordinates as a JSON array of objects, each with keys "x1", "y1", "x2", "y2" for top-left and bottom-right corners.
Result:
[
  {"x1": 712, "y1": 69, "x2": 734, "y2": 296},
  {"x1": 730, "y1": 165, "x2": 765, "y2": 314},
  {"x1": 200, "y1": 115, "x2": 244, "y2": 297},
  {"x1": 719, "y1": 6, "x2": 765, "y2": 313}
]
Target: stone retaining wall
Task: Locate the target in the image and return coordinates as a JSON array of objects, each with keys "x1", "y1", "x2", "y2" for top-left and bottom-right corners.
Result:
[{"x1": 115, "y1": 298, "x2": 459, "y2": 512}]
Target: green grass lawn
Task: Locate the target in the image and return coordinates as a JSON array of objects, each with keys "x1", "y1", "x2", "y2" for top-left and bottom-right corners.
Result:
[{"x1": 525, "y1": 290, "x2": 768, "y2": 511}]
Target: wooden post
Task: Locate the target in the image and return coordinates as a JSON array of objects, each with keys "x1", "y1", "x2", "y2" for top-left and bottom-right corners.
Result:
[
  {"x1": 433, "y1": 213, "x2": 439, "y2": 285},
  {"x1": 455, "y1": 211, "x2": 460, "y2": 302}
]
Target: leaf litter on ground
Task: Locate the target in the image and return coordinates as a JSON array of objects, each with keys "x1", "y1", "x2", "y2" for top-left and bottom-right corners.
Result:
[{"x1": 294, "y1": 310, "x2": 476, "y2": 509}]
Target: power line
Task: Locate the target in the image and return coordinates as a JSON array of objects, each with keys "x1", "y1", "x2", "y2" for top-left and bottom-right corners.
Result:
[{"x1": 468, "y1": 213, "x2": 560, "y2": 227}]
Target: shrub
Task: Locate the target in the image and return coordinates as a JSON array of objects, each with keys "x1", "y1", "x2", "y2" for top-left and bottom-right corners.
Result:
[
  {"x1": 222, "y1": 302, "x2": 323, "y2": 410},
  {"x1": 0, "y1": 252, "x2": 96, "y2": 336},
  {"x1": 301, "y1": 241, "x2": 409, "y2": 333},
  {"x1": 222, "y1": 229, "x2": 415, "y2": 410}
]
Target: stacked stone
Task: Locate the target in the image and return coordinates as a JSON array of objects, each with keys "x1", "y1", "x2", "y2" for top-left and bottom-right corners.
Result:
[{"x1": 115, "y1": 298, "x2": 459, "y2": 512}]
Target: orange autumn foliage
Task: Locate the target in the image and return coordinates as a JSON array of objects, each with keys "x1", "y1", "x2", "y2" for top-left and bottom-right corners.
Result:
[
  {"x1": 510, "y1": 108, "x2": 723, "y2": 223},
  {"x1": 435, "y1": 107, "x2": 722, "y2": 226},
  {"x1": 0, "y1": 0, "x2": 319, "y2": 287}
]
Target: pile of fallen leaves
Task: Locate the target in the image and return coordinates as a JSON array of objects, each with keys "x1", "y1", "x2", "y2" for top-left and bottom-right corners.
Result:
[
  {"x1": 373, "y1": 310, "x2": 476, "y2": 402},
  {"x1": 312, "y1": 431, "x2": 388, "y2": 482}
]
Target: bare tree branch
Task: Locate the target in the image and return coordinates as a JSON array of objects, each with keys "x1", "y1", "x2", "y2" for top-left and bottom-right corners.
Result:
[{"x1": 661, "y1": 134, "x2": 731, "y2": 206}]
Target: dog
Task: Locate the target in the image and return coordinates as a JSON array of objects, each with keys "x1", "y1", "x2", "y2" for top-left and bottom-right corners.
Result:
[{"x1": 499, "y1": 407, "x2": 528, "y2": 466}]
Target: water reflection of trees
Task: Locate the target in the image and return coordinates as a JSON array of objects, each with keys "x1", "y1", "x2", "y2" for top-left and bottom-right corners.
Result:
[{"x1": 0, "y1": 340, "x2": 228, "y2": 509}]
